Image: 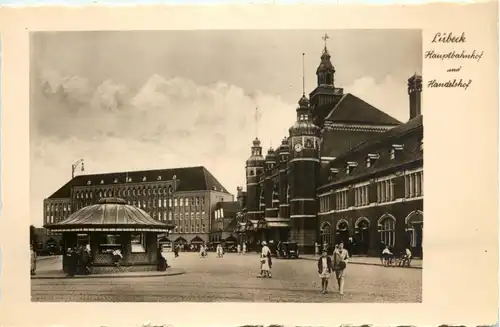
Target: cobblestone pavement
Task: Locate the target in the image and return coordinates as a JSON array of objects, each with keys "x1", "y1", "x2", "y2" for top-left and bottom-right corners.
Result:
[{"x1": 31, "y1": 252, "x2": 421, "y2": 303}]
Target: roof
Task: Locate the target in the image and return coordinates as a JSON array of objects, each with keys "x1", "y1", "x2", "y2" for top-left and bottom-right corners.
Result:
[
  {"x1": 45, "y1": 197, "x2": 174, "y2": 232},
  {"x1": 224, "y1": 217, "x2": 237, "y2": 232},
  {"x1": 217, "y1": 201, "x2": 240, "y2": 213},
  {"x1": 321, "y1": 93, "x2": 402, "y2": 126},
  {"x1": 319, "y1": 115, "x2": 423, "y2": 189},
  {"x1": 48, "y1": 166, "x2": 230, "y2": 199}
]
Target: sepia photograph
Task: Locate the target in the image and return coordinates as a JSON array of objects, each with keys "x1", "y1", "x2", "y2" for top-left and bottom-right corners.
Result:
[{"x1": 29, "y1": 29, "x2": 423, "y2": 303}]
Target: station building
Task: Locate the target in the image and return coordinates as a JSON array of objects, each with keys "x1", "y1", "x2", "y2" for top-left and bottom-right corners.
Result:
[
  {"x1": 237, "y1": 40, "x2": 423, "y2": 257},
  {"x1": 43, "y1": 166, "x2": 233, "y2": 246}
]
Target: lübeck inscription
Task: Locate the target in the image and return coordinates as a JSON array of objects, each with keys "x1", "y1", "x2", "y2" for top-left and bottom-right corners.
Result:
[{"x1": 425, "y1": 32, "x2": 484, "y2": 90}]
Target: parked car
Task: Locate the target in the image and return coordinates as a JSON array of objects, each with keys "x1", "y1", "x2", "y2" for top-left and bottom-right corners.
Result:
[{"x1": 276, "y1": 241, "x2": 299, "y2": 259}]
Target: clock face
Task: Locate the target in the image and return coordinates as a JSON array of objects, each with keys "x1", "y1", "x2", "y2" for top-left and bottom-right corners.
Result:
[{"x1": 294, "y1": 143, "x2": 303, "y2": 152}]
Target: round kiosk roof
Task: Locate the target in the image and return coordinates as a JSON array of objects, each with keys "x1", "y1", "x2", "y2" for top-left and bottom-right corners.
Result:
[{"x1": 45, "y1": 197, "x2": 175, "y2": 232}]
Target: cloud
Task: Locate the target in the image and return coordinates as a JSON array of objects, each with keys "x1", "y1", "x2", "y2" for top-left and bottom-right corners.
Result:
[
  {"x1": 30, "y1": 69, "x2": 296, "y2": 225},
  {"x1": 342, "y1": 75, "x2": 410, "y2": 122},
  {"x1": 31, "y1": 68, "x2": 408, "y2": 226}
]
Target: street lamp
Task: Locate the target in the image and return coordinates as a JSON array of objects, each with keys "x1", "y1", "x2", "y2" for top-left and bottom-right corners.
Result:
[{"x1": 71, "y1": 159, "x2": 85, "y2": 179}]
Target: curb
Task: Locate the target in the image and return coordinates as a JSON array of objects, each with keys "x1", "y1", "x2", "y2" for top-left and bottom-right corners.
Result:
[
  {"x1": 300, "y1": 256, "x2": 422, "y2": 270},
  {"x1": 31, "y1": 269, "x2": 186, "y2": 280}
]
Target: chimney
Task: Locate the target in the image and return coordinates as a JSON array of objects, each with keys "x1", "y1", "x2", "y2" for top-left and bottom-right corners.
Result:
[{"x1": 408, "y1": 73, "x2": 422, "y2": 119}]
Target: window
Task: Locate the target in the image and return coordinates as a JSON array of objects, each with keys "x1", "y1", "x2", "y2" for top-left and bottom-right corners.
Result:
[
  {"x1": 100, "y1": 180, "x2": 104, "y2": 184},
  {"x1": 379, "y1": 216, "x2": 396, "y2": 247},
  {"x1": 180, "y1": 198, "x2": 184, "y2": 206},
  {"x1": 320, "y1": 222, "x2": 332, "y2": 246},
  {"x1": 420, "y1": 137, "x2": 423, "y2": 151},
  {"x1": 142, "y1": 176, "x2": 147, "y2": 182},
  {"x1": 99, "y1": 234, "x2": 123, "y2": 254},
  {"x1": 377, "y1": 179, "x2": 394, "y2": 203},
  {"x1": 354, "y1": 185, "x2": 369, "y2": 206},
  {"x1": 157, "y1": 176, "x2": 162, "y2": 181},
  {"x1": 405, "y1": 171, "x2": 423, "y2": 198},
  {"x1": 168, "y1": 212, "x2": 173, "y2": 221},
  {"x1": 336, "y1": 190, "x2": 348, "y2": 210},
  {"x1": 169, "y1": 198, "x2": 172, "y2": 207},
  {"x1": 131, "y1": 233, "x2": 147, "y2": 253},
  {"x1": 174, "y1": 198, "x2": 178, "y2": 206}
]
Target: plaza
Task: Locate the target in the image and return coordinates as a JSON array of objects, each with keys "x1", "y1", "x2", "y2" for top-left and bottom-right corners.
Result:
[{"x1": 31, "y1": 252, "x2": 422, "y2": 303}]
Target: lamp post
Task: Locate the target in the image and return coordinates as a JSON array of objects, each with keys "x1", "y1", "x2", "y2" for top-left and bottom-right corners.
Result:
[{"x1": 71, "y1": 159, "x2": 85, "y2": 179}]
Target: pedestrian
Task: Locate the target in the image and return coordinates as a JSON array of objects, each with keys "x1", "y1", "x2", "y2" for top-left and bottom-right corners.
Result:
[
  {"x1": 242, "y1": 243, "x2": 247, "y2": 255},
  {"x1": 237, "y1": 244, "x2": 241, "y2": 255},
  {"x1": 317, "y1": 249, "x2": 333, "y2": 294},
  {"x1": 66, "y1": 248, "x2": 76, "y2": 277},
  {"x1": 333, "y1": 241, "x2": 349, "y2": 295},
  {"x1": 30, "y1": 244, "x2": 37, "y2": 276},
  {"x1": 174, "y1": 244, "x2": 179, "y2": 258},
  {"x1": 80, "y1": 245, "x2": 91, "y2": 275},
  {"x1": 200, "y1": 244, "x2": 207, "y2": 258},
  {"x1": 112, "y1": 248, "x2": 123, "y2": 267},
  {"x1": 216, "y1": 244, "x2": 223, "y2": 258},
  {"x1": 259, "y1": 241, "x2": 272, "y2": 278},
  {"x1": 157, "y1": 247, "x2": 167, "y2": 271}
]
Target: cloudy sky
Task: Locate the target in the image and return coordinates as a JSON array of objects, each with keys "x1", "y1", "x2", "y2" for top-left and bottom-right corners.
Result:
[{"x1": 30, "y1": 30, "x2": 422, "y2": 226}]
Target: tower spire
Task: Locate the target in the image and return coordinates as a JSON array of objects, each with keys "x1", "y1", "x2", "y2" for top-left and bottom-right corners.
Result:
[
  {"x1": 255, "y1": 106, "x2": 262, "y2": 139},
  {"x1": 302, "y1": 52, "x2": 305, "y2": 96}
]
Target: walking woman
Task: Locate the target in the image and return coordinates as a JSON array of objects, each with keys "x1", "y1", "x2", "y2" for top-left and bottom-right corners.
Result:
[
  {"x1": 66, "y1": 248, "x2": 77, "y2": 277},
  {"x1": 333, "y1": 241, "x2": 349, "y2": 295},
  {"x1": 30, "y1": 245, "x2": 37, "y2": 276},
  {"x1": 317, "y1": 249, "x2": 333, "y2": 294}
]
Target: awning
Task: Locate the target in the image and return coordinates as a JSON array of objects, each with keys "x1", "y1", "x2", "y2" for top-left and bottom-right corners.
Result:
[
  {"x1": 224, "y1": 236, "x2": 237, "y2": 243},
  {"x1": 266, "y1": 222, "x2": 290, "y2": 228},
  {"x1": 174, "y1": 236, "x2": 188, "y2": 243},
  {"x1": 158, "y1": 237, "x2": 171, "y2": 243},
  {"x1": 191, "y1": 236, "x2": 204, "y2": 244}
]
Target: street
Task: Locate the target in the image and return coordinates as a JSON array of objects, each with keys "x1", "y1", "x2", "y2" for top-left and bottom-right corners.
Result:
[{"x1": 31, "y1": 252, "x2": 421, "y2": 302}]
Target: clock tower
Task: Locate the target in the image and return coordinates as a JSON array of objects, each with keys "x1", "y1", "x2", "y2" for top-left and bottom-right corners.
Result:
[{"x1": 288, "y1": 94, "x2": 321, "y2": 254}]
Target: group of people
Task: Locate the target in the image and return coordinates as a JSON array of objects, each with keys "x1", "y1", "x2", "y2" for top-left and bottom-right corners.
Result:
[
  {"x1": 65, "y1": 245, "x2": 92, "y2": 277},
  {"x1": 317, "y1": 241, "x2": 349, "y2": 295},
  {"x1": 236, "y1": 243, "x2": 247, "y2": 255},
  {"x1": 380, "y1": 245, "x2": 412, "y2": 266}
]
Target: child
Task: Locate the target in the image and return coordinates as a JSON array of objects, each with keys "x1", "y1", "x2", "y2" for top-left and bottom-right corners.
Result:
[{"x1": 317, "y1": 249, "x2": 333, "y2": 294}]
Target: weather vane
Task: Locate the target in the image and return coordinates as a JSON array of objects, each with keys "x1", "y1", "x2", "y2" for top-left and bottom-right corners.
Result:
[{"x1": 322, "y1": 33, "x2": 330, "y2": 49}]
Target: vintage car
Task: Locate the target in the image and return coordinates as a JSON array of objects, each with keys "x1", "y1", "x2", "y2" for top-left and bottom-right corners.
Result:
[{"x1": 276, "y1": 241, "x2": 299, "y2": 259}]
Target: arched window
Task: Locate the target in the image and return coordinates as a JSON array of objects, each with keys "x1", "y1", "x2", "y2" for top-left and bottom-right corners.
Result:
[
  {"x1": 405, "y1": 210, "x2": 423, "y2": 248},
  {"x1": 320, "y1": 222, "x2": 332, "y2": 246},
  {"x1": 378, "y1": 214, "x2": 396, "y2": 247}
]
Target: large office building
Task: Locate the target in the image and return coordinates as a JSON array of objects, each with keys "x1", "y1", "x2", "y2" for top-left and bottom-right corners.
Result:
[
  {"x1": 43, "y1": 166, "x2": 234, "y2": 245},
  {"x1": 237, "y1": 41, "x2": 423, "y2": 257}
]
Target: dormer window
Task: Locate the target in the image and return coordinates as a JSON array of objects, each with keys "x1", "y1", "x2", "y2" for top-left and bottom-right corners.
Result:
[
  {"x1": 390, "y1": 144, "x2": 404, "y2": 160},
  {"x1": 100, "y1": 180, "x2": 104, "y2": 184},
  {"x1": 346, "y1": 162, "x2": 358, "y2": 175},
  {"x1": 366, "y1": 153, "x2": 380, "y2": 168},
  {"x1": 87, "y1": 180, "x2": 91, "y2": 185},
  {"x1": 157, "y1": 176, "x2": 162, "y2": 181},
  {"x1": 113, "y1": 178, "x2": 118, "y2": 183},
  {"x1": 127, "y1": 177, "x2": 132, "y2": 182},
  {"x1": 329, "y1": 168, "x2": 339, "y2": 180},
  {"x1": 142, "y1": 176, "x2": 147, "y2": 182}
]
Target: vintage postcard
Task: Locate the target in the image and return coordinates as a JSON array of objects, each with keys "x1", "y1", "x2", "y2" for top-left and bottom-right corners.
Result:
[{"x1": 0, "y1": 2, "x2": 498, "y2": 327}]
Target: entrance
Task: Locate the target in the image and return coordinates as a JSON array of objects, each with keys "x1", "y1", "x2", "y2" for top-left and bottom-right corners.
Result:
[
  {"x1": 355, "y1": 218, "x2": 370, "y2": 255},
  {"x1": 336, "y1": 220, "x2": 350, "y2": 246},
  {"x1": 405, "y1": 211, "x2": 423, "y2": 258}
]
